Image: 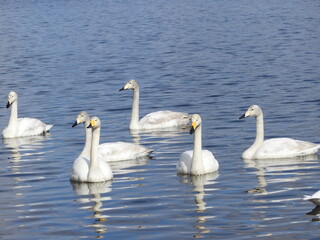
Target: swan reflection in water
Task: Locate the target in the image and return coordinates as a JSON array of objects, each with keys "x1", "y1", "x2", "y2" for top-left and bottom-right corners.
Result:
[
  {"x1": 129, "y1": 127, "x2": 190, "y2": 147},
  {"x1": 243, "y1": 155, "x2": 319, "y2": 196},
  {"x1": 178, "y1": 172, "x2": 219, "y2": 238},
  {"x1": 71, "y1": 181, "x2": 112, "y2": 237},
  {"x1": 3, "y1": 135, "x2": 49, "y2": 162},
  {"x1": 108, "y1": 155, "x2": 152, "y2": 175},
  {"x1": 3, "y1": 135, "x2": 50, "y2": 185}
]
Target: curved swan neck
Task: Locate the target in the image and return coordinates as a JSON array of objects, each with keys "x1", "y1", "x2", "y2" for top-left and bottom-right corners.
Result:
[
  {"x1": 80, "y1": 120, "x2": 92, "y2": 159},
  {"x1": 90, "y1": 126, "x2": 100, "y2": 169},
  {"x1": 130, "y1": 85, "x2": 140, "y2": 129},
  {"x1": 254, "y1": 112, "x2": 264, "y2": 147},
  {"x1": 191, "y1": 124, "x2": 204, "y2": 174}
]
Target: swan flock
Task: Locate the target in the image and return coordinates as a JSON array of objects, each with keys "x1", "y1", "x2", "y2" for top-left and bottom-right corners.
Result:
[{"x1": 2, "y1": 84, "x2": 319, "y2": 186}]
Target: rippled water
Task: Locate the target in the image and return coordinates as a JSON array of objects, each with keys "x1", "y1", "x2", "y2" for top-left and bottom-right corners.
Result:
[{"x1": 0, "y1": 0, "x2": 320, "y2": 239}]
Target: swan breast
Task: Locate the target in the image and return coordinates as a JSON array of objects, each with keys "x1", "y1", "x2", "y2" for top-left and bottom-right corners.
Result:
[{"x1": 177, "y1": 150, "x2": 219, "y2": 175}]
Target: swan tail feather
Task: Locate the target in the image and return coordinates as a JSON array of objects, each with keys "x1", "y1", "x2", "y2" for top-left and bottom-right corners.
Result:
[{"x1": 45, "y1": 124, "x2": 54, "y2": 132}]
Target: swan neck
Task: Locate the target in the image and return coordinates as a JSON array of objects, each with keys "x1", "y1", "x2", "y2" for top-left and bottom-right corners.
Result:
[
  {"x1": 80, "y1": 120, "x2": 92, "y2": 159},
  {"x1": 8, "y1": 100, "x2": 18, "y2": 128},
  {"x1": 90, "y1": 127, "x2": 100, "y2": 169},
  {"x1": 254, "y1": 113, "x2": 264, "y2": 147},
  {"x1": 191, "y1": 125, "x2": 204, "y2": 174},
  {"x1": 130, "y1": 86, "x2": 140, "y2": 129}
]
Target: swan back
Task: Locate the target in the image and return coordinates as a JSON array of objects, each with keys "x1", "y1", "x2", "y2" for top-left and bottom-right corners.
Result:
[
  {"x1": 16, "y1": 118, "x2": 52, "y2": 136},
  {"x1": 253, "y1": 138, "x2": 320, "y2": 159},
  {"x1": 139, "y1": 110, "x2": 191, "y2": 130},
  {"x1": 98, "y1": 141, "x2": 152, "y2": 162}
]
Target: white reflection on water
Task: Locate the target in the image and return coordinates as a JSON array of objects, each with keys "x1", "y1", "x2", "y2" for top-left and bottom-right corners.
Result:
[
  {"x1": 3, "y1": 135, "x2": 49, "y2": 161},
  {"x1": 130, "y1": 128, "x2": 189, "y2": 146},
  {"x1": 71, "y1": 181, "x2": 113, "y2": 237},
  {"x1": 179, "y1": 172, "x2": 219, "y2": 238},
  {"x1": 3, "y1": 135, "x2": 50, "y2": 184},
  {"x1": 129, "y1": 127, "x2": 189, "y2": 138},
  {"x1": 109, "y1": 156, "x2": 151, "y2": 175},
  {"x1": 244, "y1": 155, "x2": 319, "y2": 197}
]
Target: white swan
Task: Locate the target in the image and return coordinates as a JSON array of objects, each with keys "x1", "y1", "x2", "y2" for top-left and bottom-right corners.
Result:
[
  {"x1": 177, "y1": 114, "x2": 219, "y2": 175},
  {"x1": 72, "y1": 111, "x2": 152, "y2": 161},
  {"x1": 2, "y1": 91, "x2": 53, "y2": 138},
  {"x1": 239, "y1": 105, "x2": 320, "y2": 160},
  {"x1": 304, "y1": 190, "x2": 320, "y2": 206},
  {"x1": 119, "y1": 79, "x2": 191, "y2": 130},
  {"x1": 71, "y1": 116, "x2": 113, "y2": 183}
]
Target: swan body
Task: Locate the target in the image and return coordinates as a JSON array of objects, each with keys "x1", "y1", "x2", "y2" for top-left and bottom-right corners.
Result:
[
  {"x1": 304, "y1": 190, "x2": 320, "y2": 206},
  {"x1": 177, "y1": 114, "x2": 219, "y2": 175},
  {"x1": 72, "y1": 111, "x2": 152, "y2": 162},
  {"x1": 239, "y1": 105, "x2": 320, "y2": 160},
  {"x1": 71, "y1": 116, "x2": 113, "y2": 183},
  {"x1": 98, "y1": 141, "x2": 151, "y2": 162},
  {"x1": 2, "y1": 91, "x2": 53, "y2": 138},
  {"x1": 119, "y1": 79, "x2": 191, "y2": 130}
]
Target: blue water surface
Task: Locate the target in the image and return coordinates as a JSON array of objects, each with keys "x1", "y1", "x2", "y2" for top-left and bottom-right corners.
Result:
[{"x1": 0, "y1": 0, "x2": 320, "y2": 239}]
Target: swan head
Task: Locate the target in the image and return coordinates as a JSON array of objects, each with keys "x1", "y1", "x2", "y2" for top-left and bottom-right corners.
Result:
[
  {"x1": 119, "y1": 79, "x2": 138, "y2": 91},
  {"x1": 190, "y1": 114, "x2": 202, "y2": 134},
  {"x1": 239, "y1": 105, "x2": 262, "y2": 119},
  {"x1": 6, "y1": 91, "x2": 18, "y2": 108},
  {"x1": 87, "y1": 116, "x2": 101, "y2": 130},
  {"x1": 72, "y1": 111, "x2": 90, "y2": 127}
]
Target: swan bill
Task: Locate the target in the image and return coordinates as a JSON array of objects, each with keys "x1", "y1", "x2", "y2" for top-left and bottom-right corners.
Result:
[
  {"x1": 6, "y1": 101, "x2": 11, "y2": 109},
  {"x1": 239, "y1": 113, "x2": 246, "y2": 119},
  {"x1": 72, "y1": 121, "x2": 79, "y2": 128},
  {"x1": 119, "y1": 87, "x2": 125, "y2": 91},
  {"x1": 190, "y1": 122, "x2": 197, "y2": 134},
  {"x1": 87, "y1": 119, "x2": 96, "y2": 128}
]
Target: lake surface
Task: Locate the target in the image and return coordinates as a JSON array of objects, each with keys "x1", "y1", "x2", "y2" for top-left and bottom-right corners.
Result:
[{"x1": 0, "y1": 0, "x2": 320, "y2": 239}]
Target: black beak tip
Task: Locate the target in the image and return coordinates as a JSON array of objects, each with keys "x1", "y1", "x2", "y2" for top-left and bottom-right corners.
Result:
[
  {"x1": 239, "y1": 114, "x2": 245, "y2": 120},
  {"x1": 87, "y1": 125, "x2": 92, "y2": 129},
  {"x1": 190, "y1": 128, "x2": 195, "y2": 135},
  {"x1": 6, "y1": 102, "x2": 11, "y2": 109},
  {"x1": 72, "y1": 122, "x2": 78, "y2": 128},
  {"x1": 119, "y1": 87, "x2": 124, "y2": 91}
]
